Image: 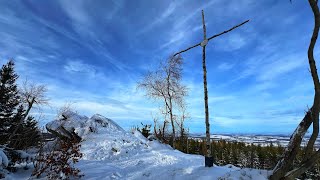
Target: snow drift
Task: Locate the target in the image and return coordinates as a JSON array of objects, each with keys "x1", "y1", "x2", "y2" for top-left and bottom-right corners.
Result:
[{"x1": 43, "y1": 111, "x2": 270, "y2": 179}]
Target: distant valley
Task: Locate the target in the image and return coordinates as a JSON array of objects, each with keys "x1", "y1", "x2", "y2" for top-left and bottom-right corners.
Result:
[{"x1": 189, "y1": 134, "x2": 320, "y2": 148}]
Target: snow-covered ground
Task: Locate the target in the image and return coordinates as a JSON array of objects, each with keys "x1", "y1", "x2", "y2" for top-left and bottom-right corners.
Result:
[{"x1": 5, "y1": 112, "x2": 270, "y2": 180}]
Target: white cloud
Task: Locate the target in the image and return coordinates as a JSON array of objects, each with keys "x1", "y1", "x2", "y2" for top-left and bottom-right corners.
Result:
[
  {"x1": 137, "y1": 1, "x2": 177, "y2": 35},
  {"x1": 211, "y1": 95, "x2": 235, "y2": 102},
  {"x1": 251, "y1": 81, "x2": 277, "y2": 92},
  {"x1": 106, "y1": 0, "x2": 124, "y2": 20},
  {"x1": 192, "y1": 23, "x2": 208, "y2": 32},
  {"x1": 258, "y1": 56, "x2": 305, "y2": 81},
  {"x1": 153, "y1": 1, "x2": 217, "y2": 54},
  {"x1": 60, "y1": 1, "x2": 89, "y2": 25},
  {"x1": 214, "y1": 33, "x2": 247, "y2": 51},
  {"x1": 159, "y1": 31, "x2": 187, "y2": 50},
  {"x1": 173, "y1": 1, "x2": 216, "y2": 31},
  {"x1": 57, "y1": 0, "x2": 127, "y2": 72},
  {"x1": 214, "y1": 116, "x2": 239, "y2": 127},
  {"x1": 217, "y1": 62, "x2": 234, "y2": 71},
  {"x1": 64, "y1": 60, "x2": 97, "y2": 75}
]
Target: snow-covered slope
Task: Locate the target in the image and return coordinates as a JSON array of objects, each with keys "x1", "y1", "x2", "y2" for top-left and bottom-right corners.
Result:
[
  {"x1": 7, "y1": 112, "x2": 270, "y2": 179},
  {"x1": 56, "y1": 112, "x2": 269, "y2": 180},
  {"x1": 78, "y1": 129, "x2": 269, "y2": 180}
]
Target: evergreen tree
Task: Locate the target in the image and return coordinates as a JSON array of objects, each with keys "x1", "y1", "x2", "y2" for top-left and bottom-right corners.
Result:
[
  {"x1": 0, "y1": 60, "x2": 41, "y2": 149},
  {"x1": 0, "y1": 60, "x2": 20, "y2": 145}
]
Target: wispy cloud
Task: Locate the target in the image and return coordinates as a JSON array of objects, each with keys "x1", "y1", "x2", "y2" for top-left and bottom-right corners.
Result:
[
  {"x1": 214, "y1": 33, "x2": 247, "y2": 51},
  {"x1": 251, "y1": 81, "x2": 277, "y2": 92},
  {"x1": 159, "y1": 31, "x2": 187, "y2": 50},
  {"x1": 59, "y1": 1, "x2": 89, "y2": 25},
  {"x1": 217, "y1": 62, "x2": 235, "y2": 71},
  {"x1": 64, "y1": 60, "x2": 97, "y2": 76},
  {"x1": 152, "y1": 1, "x2": 217, "y2": 54},
  {"x1": 173, "y1": 1, "x2": 216, "y2": 31},
  {"x1": 137, "y1": 1, "x2": 177, "y2": 35},
  {"x1": 192, "y1": 23, "x2": 208, "y2": 32},
  {"x1": 257, "y1": 55, "x2": 305, "y2": 81},
  {"x1": 0, "y1": 0, "x2": 315, "y2": 134},
  {"x1": 106, "y1": 0, "x2": 124, "y2": 20},
  {"x1": 43, "y1": 82, "x2": 158, "y2": 123}
]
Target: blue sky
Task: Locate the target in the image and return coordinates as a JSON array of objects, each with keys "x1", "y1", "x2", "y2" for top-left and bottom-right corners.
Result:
[{"x1": 0, "y1": 0, "x2": 318, "y2": 134}]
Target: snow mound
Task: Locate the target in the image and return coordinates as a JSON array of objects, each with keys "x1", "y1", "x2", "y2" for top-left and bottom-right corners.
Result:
[
  {"x1": 75, "y1": 118, "x2": 269, "y2": 179},
  {"x1": 80, "y1": 127, "x2": 155, "y2": 161},
  {"x1": 46, "y1": 111, "x2": 125, "y2": 138},
  {"x1": 41, "y1": 111, "x2": 270, "y2": 180},
  {"x1": 0, "y1": 149, "x2": 8, "y2": 168}
]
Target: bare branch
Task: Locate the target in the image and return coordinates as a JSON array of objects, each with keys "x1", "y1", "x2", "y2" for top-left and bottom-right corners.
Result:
[{"x1": 20, "y1": 79, "x2": 49, "y2": 111}]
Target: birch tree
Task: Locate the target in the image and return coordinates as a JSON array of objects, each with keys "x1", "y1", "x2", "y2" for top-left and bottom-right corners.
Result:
[{"x1": 138, "y1": 55, "x2": 187, "y2": 148}]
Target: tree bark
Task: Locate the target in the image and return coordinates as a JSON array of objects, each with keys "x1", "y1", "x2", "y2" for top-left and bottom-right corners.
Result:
[
  {"x1": 203, "y1": 45, "x2": 211, "y2": 159},
  {"x1": 270, "y1": 110, "x2": 313, "y2": 180},
  {"x1": 202, "y1": 10, "x2": 212, "y2": 164},
  {"x1": 167, "y1": 75, "x2": 175, "y2": 148},
  {"x1": 8, "y1": 97, "x2": 35, "y2": 145},
  {"x1": 284, "y1": 148, "x2": 320, "y2": 179},
  {"x1": 25, "y1": 97, "x2": 35, "y2": 119},
  {"x1": 169, "y1": 98, "x2": 175, "y2": 148},
  {"x1": 303, "y1": 0, "x2": 320, "y2": 161}
]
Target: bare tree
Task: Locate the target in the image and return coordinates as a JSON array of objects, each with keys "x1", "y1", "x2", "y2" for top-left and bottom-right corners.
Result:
[
  {"x1": 153, "y1": 108, "x2": 170, "y2": 143},
  {"x1": 9, "y1": 80, "x2": 49, "y2": 142},
  {"x1": 20, "y1": 79, "x2": 49, "y2": 119},
  {"x1": 138, "y1": 55, "x2": 187, "y2": 148},
  {"x1": 56, "y1": 101, "x2": 77, "y2": 119},
  {"x1": 270, "y1": 1, "x2": 320, "y2": 179},
  {"x1": 175, "y1": 100, "x2": 189, "y2": 140}
]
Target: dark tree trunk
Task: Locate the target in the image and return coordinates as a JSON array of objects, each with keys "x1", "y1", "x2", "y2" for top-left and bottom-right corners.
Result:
[
  {"x1": 9, "y1": 97, "x2": 35, "y2": 146},
  {"x1": 166, "y1": 71, "x2": 175, "y2": 148},
  {"x1": 303, "y1": 0, "x2": 320, "y2": 161},
  {"x1": 201, "y1": 10, "x2": 213, "y2": 167},
  {"x1": 270, "y1": 110, "x2": 313, "y2": 180},
  {"x1": 270, "y1": 0, "x2": 320, "y2": 179},
  {"x1": 169, "y1": 96, "x2": 175, "y2": 148}
]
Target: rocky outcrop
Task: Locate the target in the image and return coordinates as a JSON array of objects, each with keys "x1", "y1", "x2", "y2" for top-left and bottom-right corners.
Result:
[{"x1": 45, "y1": 111, "x2": 124, "y2": 141}]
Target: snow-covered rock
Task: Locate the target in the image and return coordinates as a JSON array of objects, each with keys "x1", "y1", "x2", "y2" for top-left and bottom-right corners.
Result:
[
  {"x1": 46, "y1": 111, "x2": 124, "y2": 139},
  {"x1": 0, "y1": 148, "x2": 9, "y2": 178}
]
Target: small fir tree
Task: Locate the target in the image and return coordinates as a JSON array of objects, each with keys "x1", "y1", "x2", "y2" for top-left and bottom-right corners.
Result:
[{"x1": 0, "y1": 60, "x2": 20, "y2": 145}]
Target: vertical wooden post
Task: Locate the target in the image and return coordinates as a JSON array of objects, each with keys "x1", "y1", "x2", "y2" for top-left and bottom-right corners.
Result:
[
  {"x1": 172, "y1": 10, "x2": 249, "y2": 168},
  {"x1": 201, "y1": 10, "x2": 213, "y2": 167}
]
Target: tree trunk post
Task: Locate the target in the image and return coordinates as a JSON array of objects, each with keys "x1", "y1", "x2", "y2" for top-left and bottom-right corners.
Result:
[{"x1": 201, "y1": 10, "x2": 213, "y2": 167}]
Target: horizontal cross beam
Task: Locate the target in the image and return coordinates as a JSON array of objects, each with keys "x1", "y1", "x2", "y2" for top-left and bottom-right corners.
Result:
[{"x1": 173, "y1": 20, "x2": 250, "y2": 56}]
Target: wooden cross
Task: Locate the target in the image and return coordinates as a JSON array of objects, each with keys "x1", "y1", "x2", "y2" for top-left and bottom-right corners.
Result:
[{"x1": 174, "y1": 10, "x2": 249, "y2": 167}]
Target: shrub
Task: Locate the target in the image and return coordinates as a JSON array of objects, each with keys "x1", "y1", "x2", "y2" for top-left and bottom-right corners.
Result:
[{"x1": 32, "y1": 137, "x2": 83, "y2": 179}]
